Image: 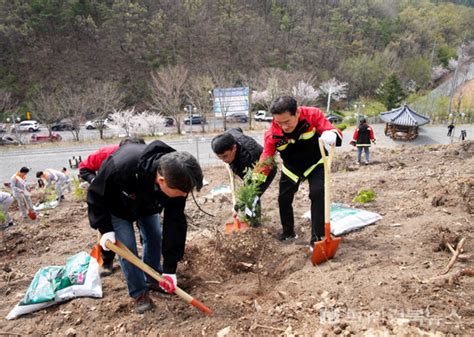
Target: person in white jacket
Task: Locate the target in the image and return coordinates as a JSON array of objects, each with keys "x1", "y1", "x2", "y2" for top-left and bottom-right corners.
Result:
[
  {"x1": 0, "y1": 191, "x2": 14, "y2": 227},
  {"x1": 36, "y1": 169, "x2": 71, "y2": 201},
  {"x1": 10, "y1": 167, "x2": 36, "y2": 220}
]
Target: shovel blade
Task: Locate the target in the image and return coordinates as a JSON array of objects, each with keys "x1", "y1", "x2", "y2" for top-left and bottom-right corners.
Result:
[
  {"x1": 90, "y1": 243, "x2": 104, "y2": 267},
  {"x1": 225, "y1": 218, "x2": 250, "y2": 235},
  {"x1": 311, "y1": 237, "x2": 341, "y2": 265}
]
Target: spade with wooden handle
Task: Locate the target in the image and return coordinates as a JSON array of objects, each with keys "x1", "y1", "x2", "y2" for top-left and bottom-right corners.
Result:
[
  {"x1": 105, "y1": 239, "x2": 213, "y2": 316},
  {"x1": 225, "y1": 165, "x2": 249, "y2": 235},
  {"x1": 311, "y1": 140, "x2": 341, "y2": 265}
]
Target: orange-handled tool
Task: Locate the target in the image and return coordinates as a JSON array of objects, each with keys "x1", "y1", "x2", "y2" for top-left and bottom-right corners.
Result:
[{"x1": 105, "y1": 240, "x2": 212, "y2": 315}]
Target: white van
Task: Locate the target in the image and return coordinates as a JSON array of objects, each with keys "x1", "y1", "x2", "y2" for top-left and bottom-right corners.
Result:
[{"x1": 254, "y1": 110, "x2": 273, "y2": 122}]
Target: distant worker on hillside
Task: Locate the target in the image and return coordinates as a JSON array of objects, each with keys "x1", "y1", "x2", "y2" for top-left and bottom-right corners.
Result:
[
  {"x1": 211, "y1": 128, "x2": 277, "y2": 226},
  {"x1": 87, "y1": 140, "x2": 203, "y2": 314},
  {"x1": 36, "y1": 169, "x2": 72, "y2": 201},
  {"x1": 255, "y1": 96, "x2": 343, "y2": 251},
  {"x1": 350, "y1": 118, "x2": 376, "y2": 165},
  {"x1": 0, "y1": 191, "x2": 14, "y2": 227},
  {"x1": 10, "y1": 167, "x2": 36, "y2": 220},
  {"x1": 447, "y1": 123, "x2": 455, "y2": 137},
  {"x1": 78, "y1": 137, "x2": 145, "y2": 277}
]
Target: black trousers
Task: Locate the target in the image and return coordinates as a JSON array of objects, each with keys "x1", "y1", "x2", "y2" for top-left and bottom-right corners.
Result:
[
  {"x1": 102, "y1": 249, "x2": 115, "y2": 265},
  {"x1": 278, "y1": 166, "x2": 325, "y2": 245}
]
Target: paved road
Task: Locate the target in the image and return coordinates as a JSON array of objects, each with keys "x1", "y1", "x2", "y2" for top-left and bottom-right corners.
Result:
[{"x1": 0, "y1": 123, "x2": 471, "y2": 183}]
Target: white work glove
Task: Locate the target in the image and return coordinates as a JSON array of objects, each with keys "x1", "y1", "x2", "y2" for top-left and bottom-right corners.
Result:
[
  {"x1": 244, "y1": 196, "x2": 260, "y2": 217},
  {"x1": 99, "y1": 232, "x2": 116, "y2": 251},
  {"x1": 159, "y1": 273, "x2": 177, "y2": 293},
  {"x1": 320, "y1": 131, "x2": 337, "y2": 151}
]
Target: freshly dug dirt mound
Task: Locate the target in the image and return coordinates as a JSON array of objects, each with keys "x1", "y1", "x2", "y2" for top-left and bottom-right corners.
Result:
[{"x1": 0, "y1": 142, "x2": 472, "y2": 335}]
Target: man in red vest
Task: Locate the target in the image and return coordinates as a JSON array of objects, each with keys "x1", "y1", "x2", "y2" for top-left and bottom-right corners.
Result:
[{"x1": 256, "y1": 96, "x2": 342, "y2": 251}]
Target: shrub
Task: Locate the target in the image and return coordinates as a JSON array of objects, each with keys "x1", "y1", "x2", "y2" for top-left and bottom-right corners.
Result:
[
  {"x1": 72, "y1": 178, "x2": 86, "y2": 201},
  {"x1": 352, "y1": 189, "x2": 376, "y2": 204},
  {"x1": 335, "y1": 123, "x2": 347, "y2": 131}
]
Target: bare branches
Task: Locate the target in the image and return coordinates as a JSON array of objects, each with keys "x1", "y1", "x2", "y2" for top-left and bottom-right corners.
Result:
[
  {"x1": 187, "y1": 74, "x2": 214, "y2": 133},
  {"x1": 0, "y1": 90, "x2": 17, "y2": 115},
  {"x1": 150, "y1": 65, "x2": 189, "y2": 134},
  {"x1": 440, "y1": 238, "x2": 466, "y2": 275},
  {"x1": 30, "y1": 90, "x2": 63, "y2": 136}
]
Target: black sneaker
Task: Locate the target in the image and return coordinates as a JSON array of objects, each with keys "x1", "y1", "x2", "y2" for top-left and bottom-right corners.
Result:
[
  {"x1": 6, "y1": 222, "x2": 14, "y2": 227},
  {"x1": 276, "y1": 232, "x2": 298, "y2": 241},
  {"x1": 134, "y1": 291, "x2": 152, "y2": 314},
  {"x1": 99, "y1": 261, "x2": 114, "y2": 277}
]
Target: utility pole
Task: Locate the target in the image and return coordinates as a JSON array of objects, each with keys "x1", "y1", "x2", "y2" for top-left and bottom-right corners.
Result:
[
  {"x1": 430, "y1": 41, "x2": 437, "y2": 69},
  {"x1": 448, "y1": 43, "x2": 464, "y2": 117}
]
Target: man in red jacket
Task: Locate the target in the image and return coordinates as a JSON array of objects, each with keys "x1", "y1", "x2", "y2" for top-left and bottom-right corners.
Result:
[
  {"x1": 256, "y1": 96, "x2": 342, "y2": 250},
  {"x1": 79, "y1": 138, "x2": 145, "y2": 276}
]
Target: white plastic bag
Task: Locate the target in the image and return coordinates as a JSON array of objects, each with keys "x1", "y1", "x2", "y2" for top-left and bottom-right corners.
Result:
[
  {"x1": 6, "y1": 252, "x2": 102, "y2": 320},
  {"x1": 303, "y1": 203, "x2": 382, "y2": 236}
]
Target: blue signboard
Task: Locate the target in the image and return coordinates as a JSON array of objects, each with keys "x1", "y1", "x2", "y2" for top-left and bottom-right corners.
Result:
[{"x1": 213, "y1": 87, "x2": 249, "y2": 117}]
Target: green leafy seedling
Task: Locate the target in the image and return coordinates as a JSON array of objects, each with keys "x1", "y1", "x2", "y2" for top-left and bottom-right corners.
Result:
[
  {"x1": 235, "y1": 157, "x2": 276, "y2": 227},
  {"x1": 352, "y1": 189, "x2": 376, "y2": 204},
  {"x1": 72, "y1": 178, "x2": 86, "y2": 201}
]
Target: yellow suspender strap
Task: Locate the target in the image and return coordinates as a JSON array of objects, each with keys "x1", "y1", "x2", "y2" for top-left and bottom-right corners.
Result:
[
  {"x1": 282, "y1": 158, "x2": 323, "y2": 183},
  {"x1": 281, "y1": 164, "x2": 299, "y2": 183}
]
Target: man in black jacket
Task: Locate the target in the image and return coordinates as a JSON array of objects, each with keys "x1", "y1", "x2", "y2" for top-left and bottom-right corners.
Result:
[
  {"x1": 87, "y1": 140, "x2": 203, "y2": 314},
  {"x1": 211, "y1": 128, "x2": 277, "y2": 225}
]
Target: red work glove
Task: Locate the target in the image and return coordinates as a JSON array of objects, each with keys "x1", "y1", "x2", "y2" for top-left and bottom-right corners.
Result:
[{"x1": 159, "y1": 274, "x2": 177, "y2": 294}]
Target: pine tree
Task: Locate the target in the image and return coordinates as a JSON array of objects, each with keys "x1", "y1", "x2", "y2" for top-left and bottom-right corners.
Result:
[{"x1": 376, "y1": 74, "x2": 407, "y2": 110}]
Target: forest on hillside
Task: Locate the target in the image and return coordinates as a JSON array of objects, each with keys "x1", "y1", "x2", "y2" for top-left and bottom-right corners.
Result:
[{"x1": 0, "y1": 0, "x2": 473, "y2": 123}]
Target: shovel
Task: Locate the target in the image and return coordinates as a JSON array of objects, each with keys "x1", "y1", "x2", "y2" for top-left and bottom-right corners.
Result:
[
  {"x1": 311, "y1": 139, "x2": 341, "y2": 265},
  {"x1": 225, "y1": 165, "x2": 249, "y2": 235},
  {"x1": 105, "y1": 239, "x2": 212, "y2": 316},
  {"x1": 22, "y1": 193, "x2": 37, "y2": 220},
  {"x1": 89, "y1": 232, "x2": 104, "y2": 267}
]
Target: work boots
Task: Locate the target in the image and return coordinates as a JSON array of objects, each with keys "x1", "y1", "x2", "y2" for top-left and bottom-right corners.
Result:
[
  {"x1": 276, "y1": 232, "x2": 298, "y2": 241},
  {"x1": 99, "y1": 261, "x2": 114, "y2": 277},
  {"x1": 134, "y1": 291, "x2": 152, "y2": 314}
]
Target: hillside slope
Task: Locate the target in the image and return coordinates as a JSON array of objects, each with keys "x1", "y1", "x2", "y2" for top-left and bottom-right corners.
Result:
[{"x1": 0, "y1": 142, "x2": 473, "y2": 335}]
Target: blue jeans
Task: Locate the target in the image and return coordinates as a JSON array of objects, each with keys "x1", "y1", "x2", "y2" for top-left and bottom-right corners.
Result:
[
  {"x1": 111, "y1": 214, "x2": 162, "y2": 298},
  {"x1": 357, "y1": 146, "x2": 370, "y2": 163}
]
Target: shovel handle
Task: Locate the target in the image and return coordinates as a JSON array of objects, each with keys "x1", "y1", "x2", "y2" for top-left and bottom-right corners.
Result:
[
  {"x1": 105, "y1": 240, "x2": 212, "y2": 315},
  {"x1": 318, "y1": 139, "x2": 334, "y2": 226}
]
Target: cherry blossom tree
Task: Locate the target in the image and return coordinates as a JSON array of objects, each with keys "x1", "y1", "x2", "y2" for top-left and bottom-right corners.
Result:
[
  {"x1": 291, "y1": 81, "x2": 319, "y2": 106},
  {"x1": 139, "y1": 111, "x2": 165, "y2": 136},
  {"x1": 319, "y1": 78, "x2": 348, "y2": 114}
]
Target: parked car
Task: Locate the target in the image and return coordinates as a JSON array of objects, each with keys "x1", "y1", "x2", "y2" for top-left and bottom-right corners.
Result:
[
  {"x1": 51, "y1": 120, "x2": 75, "y2": 131},
  {"x1": 30, "y1": 133, "x2": 62, "y2": 143},
  {"x1": 326, "y1": 114, "x2": 343, "y2": 124},
  {"x1": 226, "y1": 113, "x2": 249, "y2": 123},
  {"x1": 184, "y1": 114, "x2": 205, "y2": 125},
  {"x1": 0, "y1": 136, "x2": 19, "y2": 146},
  {"x1": 11, "y1": 120, "x2": 40, "y2": 132},
  {"x1": 254, "y1": 110, "x2": 273, "y2": 122},
  {"x1": 164, "y1": 117, "x2": 174, "y2": 127},
  {"x1": 85, "y1": 119, "x2": 110, "y2": 130}
]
